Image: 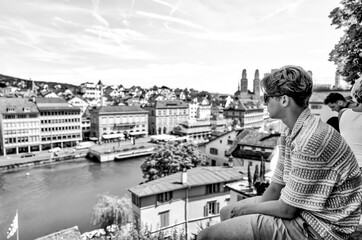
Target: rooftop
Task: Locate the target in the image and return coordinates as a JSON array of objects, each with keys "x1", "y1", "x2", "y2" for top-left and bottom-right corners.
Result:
[{"x1": 128, "y1": 166, "x2": 244, "y2": 197}]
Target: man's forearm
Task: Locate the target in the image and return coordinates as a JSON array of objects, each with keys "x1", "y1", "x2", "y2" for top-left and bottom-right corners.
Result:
[{"x1": 232, "y1": 200, "x2": 298, "y2": 219}]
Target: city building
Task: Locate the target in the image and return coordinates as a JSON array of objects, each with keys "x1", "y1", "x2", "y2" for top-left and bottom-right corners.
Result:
[
  {"x1": 128, "y1": 166, "x2": 245, "y2": 238},
  {"x1": 200, "y1": 130, "x2": 241, "y2": 166},
  {"x1": 234, "y1": 69, "x2": 261, "y2": 101},
  {"x1": 143, "y1": 100, "x2": 188, "y2": 135},
  {"x1": 227, "y1": 129, "x2": 279, "y2": 168},
  {"x1": 223, "y1": 100, "x2": 264, "y2": 129},
  {"x1": 0, "y1": 98, "x2": 40, "y2": 156},
  {"x1": 89, "y1": 105, "x2": 149, "y2": 142},
  {"x1": 36, "y1": 97, "x2": 82, "y2": 150},
  {"x1": 175, "y1": 119, "x2": 212, "y2": 143},
  {"x1": 67, "y1": 95, "x2": 89, "y2": 115},
  {"x1": 79, "y1": 81, "x2": 102, "y2": 101}
]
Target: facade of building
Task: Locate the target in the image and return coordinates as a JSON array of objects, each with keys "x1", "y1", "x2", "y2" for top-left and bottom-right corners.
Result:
[
  {"x1": 176, "y1": 119, "x2": 212, "y2": 143},
  {"x1": 228, "y1": 129, "x2": 279, "y2": 168},
  {"x1": 79, "y1": 82, "x2": 102, "y2": 100},
  {"x1": 200, "y1": 130, "x2": 240, "y2": 166},
  {"x1": 0, "y1": 97, "x2": 82, "y2": 155},
  {"x1": 128, "y1": 166, "x2": 245, "y2": 238},
  {"x1": 223, "y1": 100, "x2": 264, "y2": 129},
  {"x1": 67, "y1": 95, "x2": 89, "y2": 115},
  {"x1": 36, "y1": 98, "x2": 82, "y2": 150},
  {"x1": 0, "y1": 98, "x2": 41, "y2": 156},
  {"x1": 90, "y1": 105, "x2": 149, "y2": 142},
  {"x1": 143, "y1": 100, "x2": 188, "y2": 135}
]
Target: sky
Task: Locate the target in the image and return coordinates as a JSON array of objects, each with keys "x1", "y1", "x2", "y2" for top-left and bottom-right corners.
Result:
[{"x1": 0, "y1": 0, "x2": 345, "y2": 94}]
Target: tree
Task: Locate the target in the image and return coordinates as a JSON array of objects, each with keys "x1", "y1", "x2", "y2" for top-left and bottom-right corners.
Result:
[
  {"x1": 329, "y1": 0, "x2": 362, "y2": 84},
  {"x1": 91, "y1": 193, "x2": 132, "y2": 230},
  {"x1": 141, "y1": 141, "x2": 205, "y2": 182}
]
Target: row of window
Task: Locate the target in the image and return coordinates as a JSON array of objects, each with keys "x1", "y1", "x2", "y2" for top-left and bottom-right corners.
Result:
[
  {"x1": 41, "y1": 118, "x2": 80, "y2": 124},
  {"x1": 3, "y1": 129, "x2": 39, "y2": 135},
  {"x1": 41, "y1": 126, "x2": 80, "y2": 132},
  {"x1": 99, "y1": 115, "x2": 147, "y2": 124},
  {"x1": 4, "y1": 136, "x2": 40, "y2": 144},
  {"x1": 158, "y1": 200, "x2": 221, "y2": 228},
  {"x1": 40, "y1": 111, "x2": 79, "y2": 116},
  {"x1": 157, "y1": 109, "x2": 187, "y2": 116},
  {"x1": 3, "y1": 114, "x2": 38, "y2": 119},
  {"x1": 156, "y1": 117, "x2": 186, "y2": 125},
  {"x1": 3, "y1": 122, "x2": 39, "y2": 129},
  {"x1": 41, "y1": 134, "x2": 81, "y2": 141}
]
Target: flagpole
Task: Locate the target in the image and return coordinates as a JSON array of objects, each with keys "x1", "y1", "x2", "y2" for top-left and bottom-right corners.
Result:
[{"x1": 16, "y1": 210, "x2": 19, "y2": 240}]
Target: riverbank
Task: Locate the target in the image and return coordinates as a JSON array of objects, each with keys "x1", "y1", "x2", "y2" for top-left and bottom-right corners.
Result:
[
  {"x1": 0, "y1": 148, "x2": 89, "y2": 171},
  {"x1": 0, "y1": 137, "x2": 155, "y2": 171}
]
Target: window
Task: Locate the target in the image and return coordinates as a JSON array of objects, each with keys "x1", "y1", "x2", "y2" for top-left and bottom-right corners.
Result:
[
  {"x1": 157, "y1": 191, "x2": 173, "y2": 203},
  {"x1": 206, "y1": 183, "x2": 220, "y2": 194},
  {"x1": 210, "y1": 148, "x2": 218, "y2": 155},
  {"x1": 159, "y1": 211, "x2": 170, "y2": 228},
  {"x1": 204, "y1": 201, "x2": 220, "y2": 216}
]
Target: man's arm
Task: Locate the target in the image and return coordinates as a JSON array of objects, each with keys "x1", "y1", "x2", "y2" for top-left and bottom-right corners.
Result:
[
  {"x1": 231, "y1": 198, "x2": 299, "y2": 219},
  {"x1": 230, "y1": 182, "x2": 299, "y2": 219},
  {"x1": 260, "y1": 182, "x2": 284, "y2": 202}
]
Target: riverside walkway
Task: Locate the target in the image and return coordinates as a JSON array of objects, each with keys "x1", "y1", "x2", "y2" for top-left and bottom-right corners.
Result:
[{"x1": 0, "y1": 137, "x2": 157, "y2": 170}]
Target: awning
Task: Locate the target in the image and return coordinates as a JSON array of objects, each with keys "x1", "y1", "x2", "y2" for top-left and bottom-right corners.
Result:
[
  {"x1": 102, "y1": 133, "x2": 125, "y2": 139},
  {"x1": 130, "y1": 131, "x2": 147, "y2": 136}
]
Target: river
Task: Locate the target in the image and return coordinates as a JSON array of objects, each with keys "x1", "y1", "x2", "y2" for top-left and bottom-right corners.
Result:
[{"x1": 0, "y1": 157, "x2": 145, "y2": 240}]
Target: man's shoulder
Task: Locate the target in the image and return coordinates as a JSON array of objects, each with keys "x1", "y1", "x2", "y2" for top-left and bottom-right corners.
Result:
[{"x1": 297, "y1": 118, "x2": 346, "y2": 156}]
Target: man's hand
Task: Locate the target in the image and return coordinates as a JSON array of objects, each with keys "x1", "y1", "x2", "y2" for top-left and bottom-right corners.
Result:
[{"x1": 230, "y1": 203, "x2": 254, "y2": 218}]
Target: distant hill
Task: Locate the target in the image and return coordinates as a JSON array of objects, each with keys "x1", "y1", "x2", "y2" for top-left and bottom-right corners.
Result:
[{"x1": 0, "y1": 74, "x2": 79, "y2": 92}]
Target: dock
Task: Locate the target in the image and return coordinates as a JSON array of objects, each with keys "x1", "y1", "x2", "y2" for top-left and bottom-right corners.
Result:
[{"x1": 87, "y1": 139, "x2": 157, "y2": 162}]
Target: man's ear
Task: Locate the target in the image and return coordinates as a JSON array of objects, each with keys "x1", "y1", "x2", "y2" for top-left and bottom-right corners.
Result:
[
  {"x1": 281, "y1": 95, "x2": 289, "y2": 107},
  {"x1": 337, "y1": 100, "x2": 344, "y2": 106}
]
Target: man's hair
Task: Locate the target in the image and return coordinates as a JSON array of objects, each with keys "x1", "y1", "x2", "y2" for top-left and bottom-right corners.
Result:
[
  {"x1": 324, "y1": 93, "x2": 346, "y2": 105},
  {"x1": 261, "y1": 65, "x2": 313, "y2": 107}
]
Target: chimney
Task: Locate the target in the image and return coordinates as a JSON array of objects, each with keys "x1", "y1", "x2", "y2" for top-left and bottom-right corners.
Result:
[{"x1": 181, "y1": 169, "x2": 187, "y2": 184}]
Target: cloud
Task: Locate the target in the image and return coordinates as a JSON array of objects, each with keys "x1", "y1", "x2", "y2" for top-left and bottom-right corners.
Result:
[{"x1": 136, "y1": 10, "x2": 205, "y2": 30}]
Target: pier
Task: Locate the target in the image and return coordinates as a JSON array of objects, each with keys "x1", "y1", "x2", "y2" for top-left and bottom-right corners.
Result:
[{"x1": 87, "y1": 138, "x2": 157, "y2": 162}]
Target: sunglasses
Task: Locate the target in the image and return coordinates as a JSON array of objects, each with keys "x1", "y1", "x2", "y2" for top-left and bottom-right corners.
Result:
[{"x1": 263, "y1": 94, "x2": 283, "y2": 105}]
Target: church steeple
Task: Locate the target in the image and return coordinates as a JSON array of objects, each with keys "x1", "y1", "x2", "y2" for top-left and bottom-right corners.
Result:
[
  {"x1": 253, "y1": 69, "x2": 260, "y2": 98},
  {"x1": 240, "y1": 69, "x2": 248, "y2": 98}
]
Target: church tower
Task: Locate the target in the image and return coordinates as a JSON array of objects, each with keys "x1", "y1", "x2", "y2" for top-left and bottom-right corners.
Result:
[
  {"x1": 240, "y1": 69, "x2": 248, "y2": 98},
  {"x1": 253, "y1": 69, "x2": 260, "y2": 98}
]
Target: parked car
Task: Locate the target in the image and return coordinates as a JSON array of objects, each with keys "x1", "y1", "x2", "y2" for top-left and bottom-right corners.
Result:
[
  {"x1": 21, "y1": 153, "x2": 35, "y2": 158},
  {"x1": 48, "y1": 147, "x2": 61, "y2": 153},
  {"x1": 74, "y1": 141, "x2": 95, "y2": 150}
]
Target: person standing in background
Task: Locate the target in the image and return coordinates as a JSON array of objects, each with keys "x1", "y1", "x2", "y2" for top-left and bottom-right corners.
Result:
[{"x1": 339, "y1": 77, "x2": 362, "y2": 167}]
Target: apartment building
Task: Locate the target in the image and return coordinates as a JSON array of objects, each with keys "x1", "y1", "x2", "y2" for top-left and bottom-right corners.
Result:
[
  {"x1": 79, "y1": 82, "x2": 102, "y2": 100},
  {"x1": 223, "y1": 100, "x2": 264, "y2": 129},
  {"x1": 89, "y1": 105, "x2": 148, "y2": 142},
  {"x1": 176, "y1": 119, "x2": 212, "y2": 142},
  {"x1": 143, "y1": 100, "x2": 188, "y2": 135},
  {"x1": 36, "y1": 98, "x2": 82, "y2": 150},
  {"x1": 128, "y1": 166, "x2": 245, "y2": 238},
  {"x1": 200, "y1": 130, "x2": 240, "y2": 166},
  {"x1": 0, "y1": 98, "x2": 41, "y2": 156}
]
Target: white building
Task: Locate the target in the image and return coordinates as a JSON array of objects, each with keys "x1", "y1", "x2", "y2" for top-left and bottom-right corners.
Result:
[
  {"x1": 200, "y1": 130, "x2": 240, "y2": 166},
  {"x1": 128, "y1": 166, "x2": 245, "y2": 238}
]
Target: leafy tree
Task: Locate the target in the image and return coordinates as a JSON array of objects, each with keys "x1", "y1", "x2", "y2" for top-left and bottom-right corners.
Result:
[
  {"x1": 329, "y1": 0, "x2": 362, "y2": 83},
  {"x1": 91, "y1": 193, "x2": 132, "y2": 230},
  {"x1": 141, "y1": 141, "x2": 205, "y2": 182}
]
